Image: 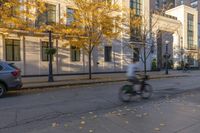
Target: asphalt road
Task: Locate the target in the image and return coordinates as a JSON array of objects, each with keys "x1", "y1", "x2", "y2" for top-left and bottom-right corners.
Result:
[{"x1": 1, "y1": 76, "x2": 200, "y2": 133}]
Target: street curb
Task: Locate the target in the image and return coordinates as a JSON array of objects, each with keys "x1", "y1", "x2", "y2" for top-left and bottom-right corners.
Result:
[{"x1": 21, "y1": 74, "x2": 189, "y2": 90}]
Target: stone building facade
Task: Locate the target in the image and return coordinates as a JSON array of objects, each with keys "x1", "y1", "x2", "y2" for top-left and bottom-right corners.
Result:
[{"x1": 0, "y1": 0, "x2": 198, "y2": 76}]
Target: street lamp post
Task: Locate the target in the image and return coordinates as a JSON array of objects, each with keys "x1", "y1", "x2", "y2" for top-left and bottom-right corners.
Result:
[
  {"x1": 165, "y1": 40, "x2": 170, "y2": 75},
  {"x1": 180, "y1": 37, "x2": 184, "y2": 70},
  {"x1": 48, "y1": 29, "x2": 54, "y2": 82}
]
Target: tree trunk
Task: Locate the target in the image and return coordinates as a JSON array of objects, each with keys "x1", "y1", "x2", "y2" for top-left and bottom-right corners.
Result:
[
  {"x1": 88, "y1": 51, "x2": 92, "y2": 79},
  {"x1": 143, "y1": 45, "x2": 147, "y2": 75}
]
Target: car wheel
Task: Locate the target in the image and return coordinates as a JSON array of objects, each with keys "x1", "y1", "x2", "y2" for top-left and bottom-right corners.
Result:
[{"x1": 0, "y1": 83, "x2": 6, "y2": 98}]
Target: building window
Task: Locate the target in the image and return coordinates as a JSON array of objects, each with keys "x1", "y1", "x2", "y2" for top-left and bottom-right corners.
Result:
[
  {"x1": 5, "y1": 39, "x2": 20, "y2": 61},
  {"x1": 187, "y1": 13, "x2": 194, "y2": 49},
  {"x1": 188, "y1": 32, "x2": 194, "y2": 48},
  {"x1": 130, "y1": 15, "x2": 141, "y2": 41},
  {"x1": 130, "y1": 0, "x2": 141, "y2": 16},
  {"x1": 155, "y1": 0, "x2": 160, "y2": 9},
  {"x1": 191, "y1": 0, "x2": 198, "y2": 8},
  {"x1": 155, "y1": 0, "x2": 175, "y2": 10},
  {"x1": 71, "y1": 46, "x2": 80, "y2": 62},
  {"x1": 36, "y1": 4, "x2": 56, "y2": 26},
  {"x1": 130, "y1": 0, "x2": 141, "y2": 41},
  {"x1": 41, "y1": 42, "x2": 49, "y2": 61},
  {"x1": 66, "y1": 8, "x2": 75, "y2": 25},
  {"x1": 130, "y1": 25, "x2": 141, "y2": 41},
  {"x1": 188, "y1": 14, "x2": 194, "y2": 31},
  {"x1": 47, "y1": 4, "x2": 56, "y2": 23},
  {"x1": 133, "y1": 48, "x2": 140, "y2": 61},
  {"x1": 104, "y1": 46, "x2": 112, "y2": 62}
]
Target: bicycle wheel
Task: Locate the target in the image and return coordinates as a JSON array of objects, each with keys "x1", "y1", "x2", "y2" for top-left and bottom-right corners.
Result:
[
  {"x1": 119, "y1": 85, "x2": 133, "y2": 102},
  {"x1": 141, "y1": 84, "x2": 153, "y2": 99}
]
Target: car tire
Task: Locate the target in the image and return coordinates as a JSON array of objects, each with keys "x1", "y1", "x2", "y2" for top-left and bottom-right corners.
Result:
[{"x1": 0, "y1": 83, "x2": 6, "y2": 98}]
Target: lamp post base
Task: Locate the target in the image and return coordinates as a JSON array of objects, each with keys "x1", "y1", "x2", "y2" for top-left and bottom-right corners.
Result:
[
  {"x1": 165, "y1": 70, "x2": 168, "y2": 75},
  {"x1": 48, "y1": 76, "x2": 54, "y2": 82}
]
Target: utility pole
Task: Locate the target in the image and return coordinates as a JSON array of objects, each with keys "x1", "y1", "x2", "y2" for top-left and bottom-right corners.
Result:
[
  {"x1": 165, "y1": 40, "x2": 169, "y2": 75},
  {"x1": 180, "y1": 37, "x2": 184, "y2": 70}
]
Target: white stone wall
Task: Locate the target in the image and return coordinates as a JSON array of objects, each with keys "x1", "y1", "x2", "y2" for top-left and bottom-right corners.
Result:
[{"x1": 0, "y1": 34, "x2": 131, "y2": 75}]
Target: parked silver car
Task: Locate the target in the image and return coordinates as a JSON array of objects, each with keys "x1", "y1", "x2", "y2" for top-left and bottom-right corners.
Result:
[{"x1": 0, "y1": 61, "x2": 22, "y2": 97}]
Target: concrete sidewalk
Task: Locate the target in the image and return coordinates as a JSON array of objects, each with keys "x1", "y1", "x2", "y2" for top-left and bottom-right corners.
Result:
[{"x1": 21, "y1": 70, "x2": 194, "y2": 89}]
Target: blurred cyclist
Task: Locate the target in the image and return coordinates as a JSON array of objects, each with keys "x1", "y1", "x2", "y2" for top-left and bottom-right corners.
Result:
[{"x1": 126, "y1": 59, "x2": 140, "y2": 85}]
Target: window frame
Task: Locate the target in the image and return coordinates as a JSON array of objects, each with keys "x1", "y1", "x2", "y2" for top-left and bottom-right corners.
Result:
[
  {"x1": 41, "y1": 41, "x2": 49, "y2": 62},
  {"x1": 70, "y1": 46, "x2": 81, "y2": 62},
  {"x1": 133, "y1": 48, "x2": 140, "y2": 62},
  {"x1": 104, "y1": 46, "x2": 112, "y2": 62},
  {"x1": 130, "y1": 0, "x2": 142, "y2": 41},
  {"x1": 36, "y1": 3, "x2": 56, "y2": 26},
  {"x1": 130, "y1": 0, "x2": 141, "y2": 16},
  {"x1": 66, "y1": 7, "x2": 75, "y2": 26},
  {"x1": 5, "y1": 39, "x2": 21, "y2": 61},
  {"x1": 187, "y1": 13, "x2": 194, "y2": 48},
  {"x1": 47, "y1": 4, "x2": 56, "y2": 24}
]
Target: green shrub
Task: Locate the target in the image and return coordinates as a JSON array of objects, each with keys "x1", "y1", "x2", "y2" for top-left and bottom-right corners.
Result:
[
  {"x1": 168, "y1": 60, "x2": 173, "y2": 69},
  {"x1": 151, "y1": 59, "x2": 157, "y2": 71},
  {"x1": 45, "y1": 48, "x2": 57, "y2": 55}
]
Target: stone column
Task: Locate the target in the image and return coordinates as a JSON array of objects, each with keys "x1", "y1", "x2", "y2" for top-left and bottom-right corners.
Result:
[
  {"x1": 0, "y1": 35, "x2": 4, "y2": 60},
  {"x1": 21, "y1": 36, "x2": 26, "y2": 75},
  {"x1": 172, "y1": 31, "x2": 181, "y2": 68}
]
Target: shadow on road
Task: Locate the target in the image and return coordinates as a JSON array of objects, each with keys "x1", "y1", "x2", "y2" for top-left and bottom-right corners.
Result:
[{"x1": 4, "y1": 91, "x2": 22, "y2": 98}]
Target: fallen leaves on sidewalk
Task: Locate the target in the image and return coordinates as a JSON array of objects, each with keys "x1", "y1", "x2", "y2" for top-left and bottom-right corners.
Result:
[
  {"x1": 143, "y1": 112, "x2": 148, "y2": 116},
  {"x1": 93, "y1": 115, "x2": 98, "y2": 119},
  {"x1": 64, "y1": 124, "x2": 68, "y2": 128},
  {"x1": 81, "y1": 116, "x2": 86, "y2": 119},
  {"x1": 80, "y1": 121, "x2": 86, "y2": 125},
  {"x1": 192, "y1": 109, "x2": 196, "y2": 112},
  {"x1": 52, "y1": 122, "x2": 59, "y2": 128},
  {"x1": 89, "y1": 112, "x2": 93, "y2": 115},
  {"x1": 89, "y1": 129, "x2": 94, "y2": 133},
  {"x1": 160, "y1": 123, "x2": 165, "y2": 127},
  {"x1": 154, "y1": 127, "x2": 160, "y2": 131},
  {"x1": 135, "y1": 114, "x2": 142, "y2": 118}
]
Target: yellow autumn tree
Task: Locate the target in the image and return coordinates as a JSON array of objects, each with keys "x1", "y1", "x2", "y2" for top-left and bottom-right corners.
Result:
[
  {"x1": 0, "y1": 0, "x2": 58, "y2": 81},
  {"x1": 0, "y1": 0, "x2": 45, "y2": 33},
  {"x1": 62, "y1": 0, "x2": 128, "y2": 79}
]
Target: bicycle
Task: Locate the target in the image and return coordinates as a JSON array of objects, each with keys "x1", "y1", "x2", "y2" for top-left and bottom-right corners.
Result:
[
  {"x1": 119, "y1": 75, "x2": 153, "y2": 102},
  {"x1": 182, "y1": 66, "x2": 191, "y2": 73}
]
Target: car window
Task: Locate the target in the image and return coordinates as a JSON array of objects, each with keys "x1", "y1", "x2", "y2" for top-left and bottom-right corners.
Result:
[
  {"x1": 0, "y1": 65, "x2": 3, "y2": 71},
  {"x1": 8, "y1": 63, "x2": 19, "y2": 70}
]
